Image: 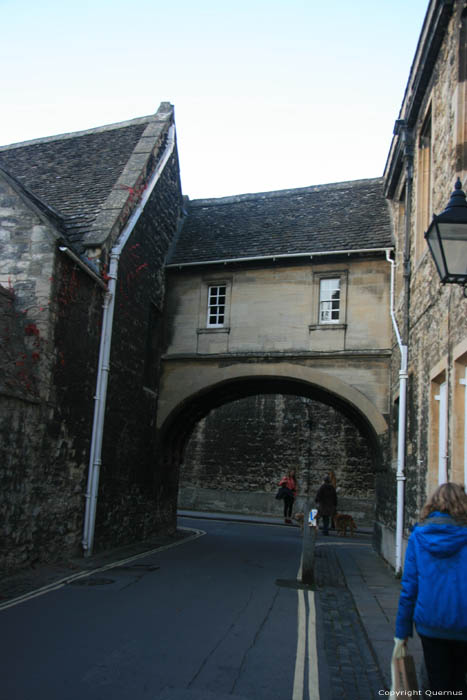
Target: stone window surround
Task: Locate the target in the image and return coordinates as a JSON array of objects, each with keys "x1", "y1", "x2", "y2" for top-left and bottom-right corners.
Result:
[
  {"x1": 415, "y1": 102, "x2": 433, "y2": 263},
  {"x1": 428, "y1": 358, "x2": 448, "y2": 496},
  {"x1": 206, "y1": 283, "x2": 227, "y2": 328},
  {"x1": 309, "y1": 269, "x2": 348, "y2": 331},
  {"x1": 197, "y1": 275, "x2": 232, "y2": 333},
  {"x1": 426, "y1": 342, "x2": 467, "y2": 495},
  {"x1": 453, "y1": 340, "x2": 467, "y2": 487}
]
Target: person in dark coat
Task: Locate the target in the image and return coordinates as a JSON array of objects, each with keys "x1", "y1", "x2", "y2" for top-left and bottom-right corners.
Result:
[
  {"x1": 395, "y1": 482, "x2": 467, "y2": 694},
  {"x1": 315, "y1": 475, "x2": 337, "y2": 535}
]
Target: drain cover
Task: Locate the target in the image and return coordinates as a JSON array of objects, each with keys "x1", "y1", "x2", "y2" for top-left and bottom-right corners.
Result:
[{"x1": 69, "y1": 577, "x2": 115, "y2": 586}]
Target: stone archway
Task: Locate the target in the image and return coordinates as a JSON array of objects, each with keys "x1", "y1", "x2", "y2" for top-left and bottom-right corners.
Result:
[{"x1": 155, "y1": 365, "x2": 388, "y2": 528}]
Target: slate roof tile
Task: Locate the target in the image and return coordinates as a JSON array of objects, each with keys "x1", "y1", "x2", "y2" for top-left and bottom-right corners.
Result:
[
  {"x1": 0, "y1": 118, "x2": 152, "y2": 247},
  {"x1": 169, "y1": 178, "x2": 392, "y2": 265}
]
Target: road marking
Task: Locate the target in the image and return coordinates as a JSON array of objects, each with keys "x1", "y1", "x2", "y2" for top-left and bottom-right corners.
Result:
[
  {"x1": 293, "y1": 588, "x2": 306, "y2": 700},
  {"x1": 307, "y1": 591, "x2": 320, "y2": 700},
  {"x1": 0, "y1": 527, "x2": 205, "y2": 612},
  {"x1": 293, "y1": 579, "x2": 320, "y2": 699}
]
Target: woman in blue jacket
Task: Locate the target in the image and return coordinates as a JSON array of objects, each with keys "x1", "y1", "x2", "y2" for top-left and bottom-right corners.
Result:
[{"x1": 395, "y1": 482, "x2": 467, "y2": 694}]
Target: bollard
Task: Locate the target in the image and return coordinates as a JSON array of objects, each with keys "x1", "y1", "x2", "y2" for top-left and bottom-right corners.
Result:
[{"x1": 301, "y1": 504, "x2": 317, "y2": 585}]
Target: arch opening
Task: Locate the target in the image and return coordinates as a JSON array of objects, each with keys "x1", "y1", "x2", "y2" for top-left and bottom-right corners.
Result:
[{"x1": 155, "y1": 375, "x2": 388, "y2": 528}]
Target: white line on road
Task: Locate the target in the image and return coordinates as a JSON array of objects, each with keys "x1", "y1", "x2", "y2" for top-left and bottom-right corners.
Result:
[{"x1": 0, "y1": 527, "x2": 205, "y2": 612}]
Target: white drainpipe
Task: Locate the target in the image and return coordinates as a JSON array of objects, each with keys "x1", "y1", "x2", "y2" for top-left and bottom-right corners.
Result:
[
  {"x1": 386, "y1": 249, "x2": 408, "y2": 575},
  {"x1": 82, "y1": 125, "x2": 176, "y2": 556}
]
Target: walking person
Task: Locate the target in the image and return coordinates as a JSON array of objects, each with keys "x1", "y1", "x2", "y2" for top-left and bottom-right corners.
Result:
[
  {"x1": 315, "y1": 475, "x2": 337, "y2": 535},
  {"x1": 395, "y1": 482, "x2": 467, "y2": 695},
  {"x1": 279, "y1": 469, "x2": 297, "y2": 524}
]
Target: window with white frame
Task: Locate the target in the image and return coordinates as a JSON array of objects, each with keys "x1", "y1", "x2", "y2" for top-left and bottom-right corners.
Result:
[
  {"x1": 207, "y1": 284, "x2": 226, "y2": 327},
  {"x1": 461, "y1": 367, "x2": 467, "y2": 488},
  {"x1": 319, "y1": 278, "x2": 341, "y2": 324},
  {"x1": 434, "y1": 380, "x2": 448, "y2": 486}
]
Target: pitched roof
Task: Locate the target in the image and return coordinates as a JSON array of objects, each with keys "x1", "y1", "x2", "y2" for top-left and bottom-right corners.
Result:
[
  {"x1": 168, "y1": 178, "x2": 393, "y2": 266},
  {"x1": 0, "y1": 105, "x2": 174, "y2": 249}
]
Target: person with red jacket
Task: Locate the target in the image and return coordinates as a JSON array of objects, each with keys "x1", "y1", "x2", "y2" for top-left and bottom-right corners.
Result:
[{"x1": 279, "y1": 470, "x2": 297, "y2": 524}]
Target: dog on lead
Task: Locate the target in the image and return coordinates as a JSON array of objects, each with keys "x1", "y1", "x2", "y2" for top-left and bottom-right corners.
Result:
[
  {"x1": 294, "y1": 511, "x2": 356, "y2": 536},
  {"x1": 334, "y1": 512, "x2": 357, "y2": 536},
  {"x1": 293, "y1": 512, "x2": 305, "y2": 532}
]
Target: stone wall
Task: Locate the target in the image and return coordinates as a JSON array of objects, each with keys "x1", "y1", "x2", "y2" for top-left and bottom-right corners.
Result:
[
  {"x1": 0, "y1": 148, "x2": 182, "y2": 574},
  {"x1": 0, "y1": 256, "x2": 104, "y2": 573},
  {"x1": 93, "y1": 151, "x2": 183, "y2": 550},
  {"x1": 0, "y1": 173, "x2": 60, "y2": 572},
  {"x1": 179, "y1": 394, "x2": 376, "y2": 525}
]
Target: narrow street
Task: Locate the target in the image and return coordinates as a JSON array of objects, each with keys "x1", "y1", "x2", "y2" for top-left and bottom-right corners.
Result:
[{"x1": 1, "y1": 517, "x2": 393, "y2": 700}]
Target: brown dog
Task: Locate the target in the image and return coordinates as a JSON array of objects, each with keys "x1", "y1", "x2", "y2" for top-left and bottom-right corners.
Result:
[
  {"x1": 334, "y1": 513, "x2": 356, "y2": 536},
  {"x1": 293, "y1": 512, "x2": 305, "y2": 531}
]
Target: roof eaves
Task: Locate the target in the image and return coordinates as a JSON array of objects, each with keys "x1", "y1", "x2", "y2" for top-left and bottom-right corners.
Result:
[
  {"x1": 166, "y1": 246, "x2": 394, "y2": 269},
  {"x1": 384, "y1": 0, "x2": 454, "y2": 198}
]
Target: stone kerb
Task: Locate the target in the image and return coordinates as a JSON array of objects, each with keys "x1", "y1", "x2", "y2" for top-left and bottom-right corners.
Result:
[{"x1": 157, "y1": 360, "x2": 388, "y2": 437}]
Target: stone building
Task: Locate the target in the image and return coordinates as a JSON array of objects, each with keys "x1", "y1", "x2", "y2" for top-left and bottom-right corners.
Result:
[
  {"x1": 2, "y1": 0, "x2": 465, "y2": 576},
  {"x1": 161, "y1": 179, "x2": 393, "y2": 527},
  {"x1": 381, "y1": 0, "x2": 467, "y2": 568},
  {"x1": 0, "y1": 103, "x2": 183, "y2": 572}
]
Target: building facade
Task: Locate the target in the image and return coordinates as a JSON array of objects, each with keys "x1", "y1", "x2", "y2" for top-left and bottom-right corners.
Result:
[
  {"x1": 160, "y1": 179, "x2": 393, "y2": 527},
  {"x1": 381, "y1": 0, "x2": 467, "y2": 566},
  {"x1": 2, "y1": 0, "x2": 466, "y2": 575},
  {"x1": 0, "y1": 104, "x2": 183, "y2": 572}
]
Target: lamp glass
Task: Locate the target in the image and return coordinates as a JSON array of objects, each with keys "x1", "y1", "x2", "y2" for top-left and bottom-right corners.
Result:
[{"x1": 426, "y1": 221, "x2": 467, "y2": 280}]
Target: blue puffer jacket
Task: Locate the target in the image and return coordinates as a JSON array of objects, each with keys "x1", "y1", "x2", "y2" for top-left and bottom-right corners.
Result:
[{"x1": 396, "y1": 511, "x2": 467, "y2": 641}]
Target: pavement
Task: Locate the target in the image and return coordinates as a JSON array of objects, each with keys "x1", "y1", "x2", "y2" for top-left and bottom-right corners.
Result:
[{"x1": 1, "y1": 510, "x2": 426, "y2": 696}]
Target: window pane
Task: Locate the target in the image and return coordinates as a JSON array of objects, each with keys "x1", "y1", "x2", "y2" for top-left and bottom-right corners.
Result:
[
  {"x1": 207, "y1": 284, "x2": 227, "y2": 326},
  {"x1": 319, "y1": 278, "x2": 340, "y2": 323}
]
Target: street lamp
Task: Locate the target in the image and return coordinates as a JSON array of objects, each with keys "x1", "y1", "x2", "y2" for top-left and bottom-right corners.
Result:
[{"x1": 425, "y1": 178, "x2": 467, "y2": 296}]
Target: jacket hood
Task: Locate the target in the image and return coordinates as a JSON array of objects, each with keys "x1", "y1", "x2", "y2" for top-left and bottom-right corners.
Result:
[{"x1": 416, "y1": 512, "x2": 467, "y2": 557}]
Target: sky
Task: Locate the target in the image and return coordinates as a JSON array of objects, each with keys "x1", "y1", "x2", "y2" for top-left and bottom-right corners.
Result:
[{"x1": 2, "y1": 0, "x2": 429, "y2": 200}]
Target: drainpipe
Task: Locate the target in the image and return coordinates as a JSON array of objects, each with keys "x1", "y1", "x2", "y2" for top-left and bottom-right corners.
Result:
[
  {"x1": 82, "y1": 124, "x2": 176, "y2": 556},
  {"x1": 386, "y1": 249, "x2": 408, "y2": 576},
  {"x1": 388, "y1": 120, "x2": 413, "y2": 575}
]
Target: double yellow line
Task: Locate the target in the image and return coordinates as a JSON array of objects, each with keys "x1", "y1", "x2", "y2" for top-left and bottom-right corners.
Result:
[{"x1": 293, "y1": 579, "x2": 320, "y2": 699}]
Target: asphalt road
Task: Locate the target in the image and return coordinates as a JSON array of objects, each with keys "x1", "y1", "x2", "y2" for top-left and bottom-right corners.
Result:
[{"x1": 1, "y1": 517, "x2": 324, "y2": 700}]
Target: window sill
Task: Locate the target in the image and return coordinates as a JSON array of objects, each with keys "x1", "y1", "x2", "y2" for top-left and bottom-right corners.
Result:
[
  {"x1": 197, "y1": 327, "x2": 231, "y2": 335},
  {"x1": 309, "y1": 323, "x2": 347, "y2": 331}
]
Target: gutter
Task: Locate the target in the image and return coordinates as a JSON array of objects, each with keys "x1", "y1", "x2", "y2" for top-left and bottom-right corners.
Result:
[
  {"x1": 82, "y1": 124, "x2": 176, "y2": 557},
  {"x1": 166, "y1": 247, "x2": 393, "y2": 269},
  {"x1": 58, "y1": 246, "x2": 108, "y2": 290}
]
